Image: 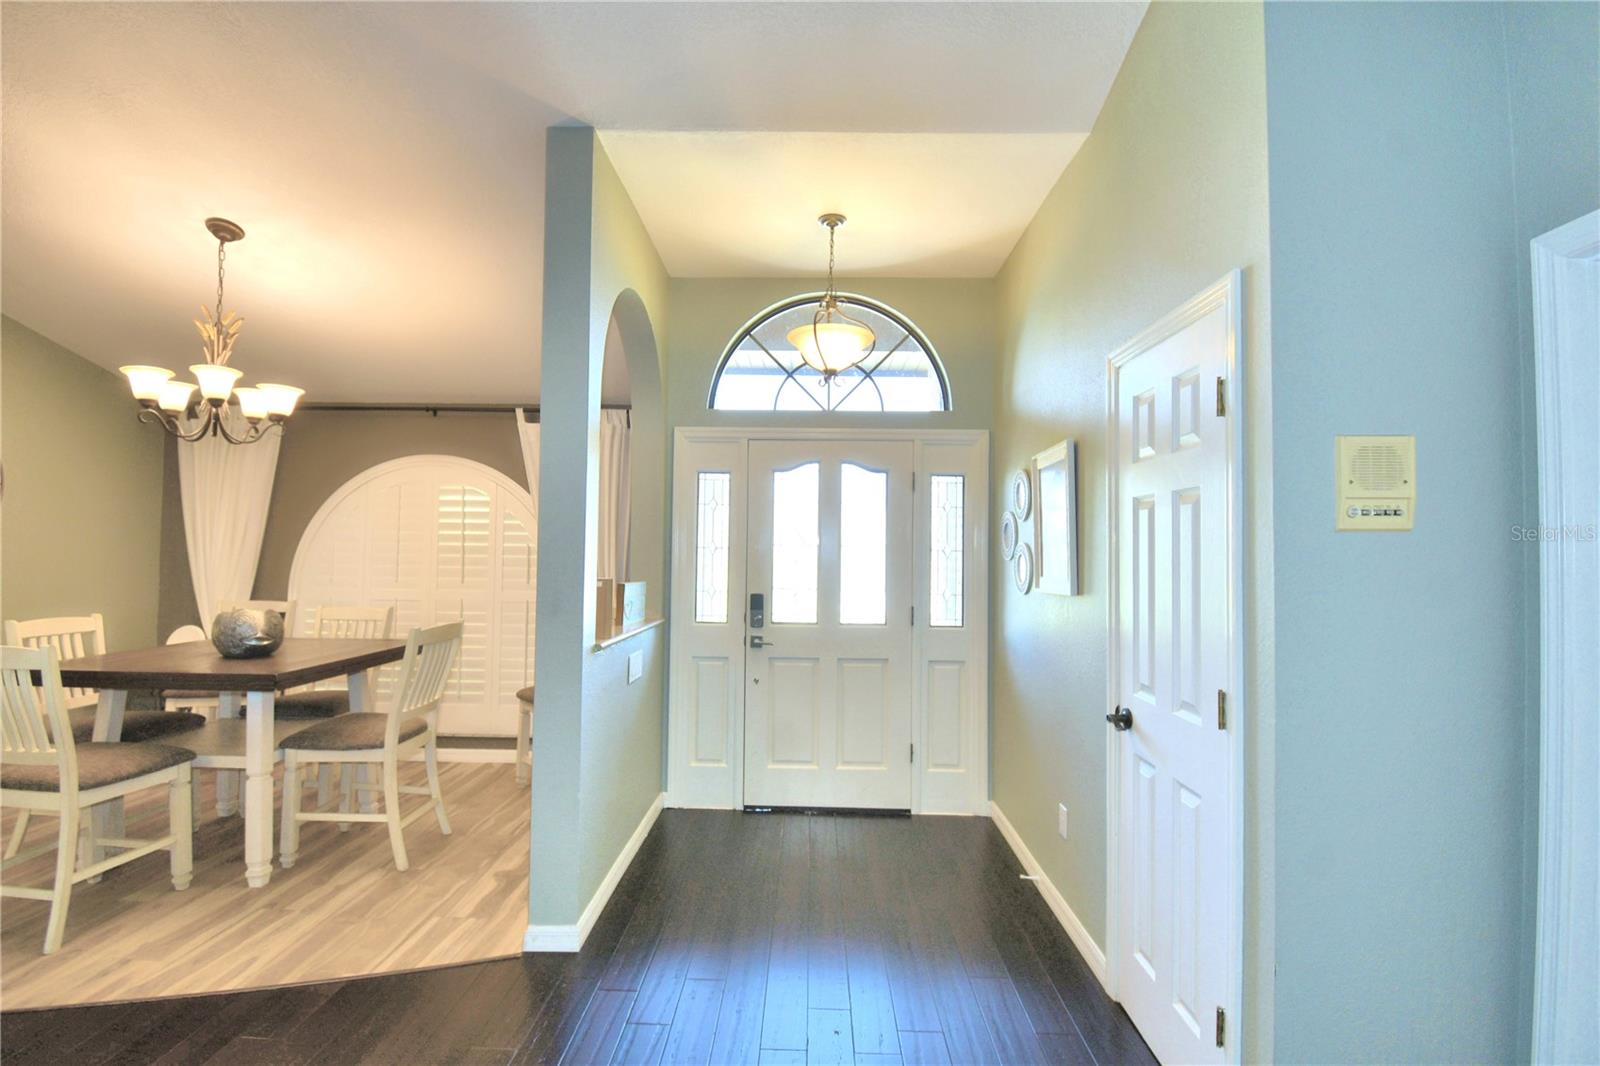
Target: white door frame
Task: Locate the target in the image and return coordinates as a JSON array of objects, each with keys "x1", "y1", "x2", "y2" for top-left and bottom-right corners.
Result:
[
  {"x1": 1531, "y1": 211, "x2": 1599, "y2": 1065},
  {"x1": 667, "y1": 426, "x2": 990, "y2": 816},
  {"x1": 1105, "y1": 272, "x2": 1246, "y2": 1062}
]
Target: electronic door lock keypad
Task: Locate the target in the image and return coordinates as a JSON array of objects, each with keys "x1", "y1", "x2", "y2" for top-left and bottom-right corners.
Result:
[{"x1": 748, "y1": 592, "x2": 765, "y2": 629}]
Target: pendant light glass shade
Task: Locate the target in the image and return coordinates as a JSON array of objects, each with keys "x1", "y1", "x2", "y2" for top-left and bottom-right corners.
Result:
[
  {"x1": 787, "y1": 319, "x2": 876, "y2": 376},
  {"x1": 157, "y1": 381, "x2": 197, "y2": 413},
  {"x1": 256, "y1": 383, "x2": 304, "y2": 417},
  {"x1": 191, "y1": 363, "x2": 243, "y2": 401},
  {"x1": 120, "y1": 365, "x2": 174, "y2": 402},
  {"x1": 233, "y1": 387, "x2": 271, "y2": 421}
]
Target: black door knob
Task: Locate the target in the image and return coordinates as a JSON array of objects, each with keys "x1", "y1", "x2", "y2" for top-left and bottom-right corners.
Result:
[{"x1": 1106, "y1": 706, "x2": 1133, "y2": 731}]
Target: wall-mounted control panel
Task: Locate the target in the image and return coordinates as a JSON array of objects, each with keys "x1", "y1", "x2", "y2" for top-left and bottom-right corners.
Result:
[{"x1": 1336, "y1": 435, "x2": 1415, "y2": 531}]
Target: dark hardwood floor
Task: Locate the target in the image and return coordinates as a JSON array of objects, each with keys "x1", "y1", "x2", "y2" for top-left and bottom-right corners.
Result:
[{"x1": 0, "y1": 811, "x2": 1154, "y2": 1066}]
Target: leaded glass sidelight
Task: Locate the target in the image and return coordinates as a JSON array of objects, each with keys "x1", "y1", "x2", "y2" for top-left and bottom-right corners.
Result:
[{"x1": 709, "y1": 294, "x2": 950, "y2": 413}]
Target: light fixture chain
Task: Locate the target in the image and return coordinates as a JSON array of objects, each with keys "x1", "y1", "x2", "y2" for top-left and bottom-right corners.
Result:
[{"x1": 215, "y1": 237, "x2": 227, "y2": 330}]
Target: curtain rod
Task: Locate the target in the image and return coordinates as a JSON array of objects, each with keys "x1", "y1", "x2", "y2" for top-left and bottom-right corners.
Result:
[{"x1": 300, "y1": 402, "x2": 632, "y2": 417}]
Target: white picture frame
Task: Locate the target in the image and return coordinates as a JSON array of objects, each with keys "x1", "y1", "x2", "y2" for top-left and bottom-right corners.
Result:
[{"x1": 1032, "y1": 439, "x2": 1079, "y2": 595}]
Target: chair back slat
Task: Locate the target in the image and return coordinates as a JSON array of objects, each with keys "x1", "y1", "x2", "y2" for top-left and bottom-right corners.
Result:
[
  {"x1": 390, "y1": 622, "x2": 462, "y2": 734},
  {"x1": 215, "y1": 599, "x2": 298, "y2": 635},
  {"x1": 1, "y1": 645, "x2": 77, "y2": 788},
  {"x1": 3, "y1": 615, "x2": 105, "y2": 710},
  {"x1": 313, "y1": 605, "x2": 396, "y2": 641}
]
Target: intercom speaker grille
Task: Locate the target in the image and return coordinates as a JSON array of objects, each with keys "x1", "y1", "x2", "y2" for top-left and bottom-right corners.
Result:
[{"x1": 1350, "y1": 442, "x2": 1407, "y2": 492}]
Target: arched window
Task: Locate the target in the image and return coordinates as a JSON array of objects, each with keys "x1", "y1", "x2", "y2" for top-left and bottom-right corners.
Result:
[{"x1": 709, "y1": 294, "x2": 950, "y2": 413}]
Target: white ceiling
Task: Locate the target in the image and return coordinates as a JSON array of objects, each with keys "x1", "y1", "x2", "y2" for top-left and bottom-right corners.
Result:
[
  {"x1": 600, "y1": 132, "x2": 1088, "y2": 278},
  {"x1": 1, "y1": 2, "x2": 1146, "y2": 403}
]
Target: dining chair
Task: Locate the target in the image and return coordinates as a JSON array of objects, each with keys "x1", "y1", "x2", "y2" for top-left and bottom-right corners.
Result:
[
  {"x1": 3, "y1": 615, "x2": 206, "y2": 858},
  {"x1": 279, "y1": 621, "x2": 461, "y2": 872},
  {"x1": 515, "y1": 685, "x2": 534, "y2": 786},
  {"x1": 1, "y1": 644, "x2": 195, "y2": 954},
  {"x1": 279, "y1": 605, "x2": 397, "y2": 808}
]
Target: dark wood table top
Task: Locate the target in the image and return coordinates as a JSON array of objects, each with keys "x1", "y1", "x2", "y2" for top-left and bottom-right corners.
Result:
[{"x1": 56, "y1": 638, "x2": 408, "y2": 692}]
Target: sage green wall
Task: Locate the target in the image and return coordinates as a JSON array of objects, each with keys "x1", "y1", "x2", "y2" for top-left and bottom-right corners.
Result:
[
  {"x1": 988, "y1": 4, "x2": 1275, "y2": 1058},
  {"x1": 531, "y1": 126, "x2": 670, "y2": 928},
  {"x1": 156, "y1": 409, "x2": 527, "y2": 637},
  {"x1": 1, "y1": 316, "x2": 165, "y2": 649},
  {"x1": 664, "y1": 277, "x2": 996, "y2": 434}
]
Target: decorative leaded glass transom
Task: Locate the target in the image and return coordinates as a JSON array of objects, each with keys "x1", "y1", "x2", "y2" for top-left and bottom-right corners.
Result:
[{"x1": 709, "y1": 294, "x2": 950, "y2": 413}]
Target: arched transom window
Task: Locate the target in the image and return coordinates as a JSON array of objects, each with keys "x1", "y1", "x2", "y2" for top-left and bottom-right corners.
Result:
[{"x1": 709, "y1": 294, "x2": 950, "y2": 413}]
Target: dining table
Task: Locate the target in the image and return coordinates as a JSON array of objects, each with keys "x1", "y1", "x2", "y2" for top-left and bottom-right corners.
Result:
[{"x1": 57, "y1": 637, "x2": 408, "y2": 888}]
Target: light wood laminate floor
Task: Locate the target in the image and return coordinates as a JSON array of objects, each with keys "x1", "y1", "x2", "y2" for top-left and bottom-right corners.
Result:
[{"x1": 0, "y1": 761, "x2": 529, "y2": 1009}]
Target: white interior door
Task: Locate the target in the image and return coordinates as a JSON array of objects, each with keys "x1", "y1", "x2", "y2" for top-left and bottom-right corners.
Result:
[
  {"x1": 744, "y1": 440, "x2": 914, "y2": 809},
  {"x1": 289, "y1": 455, "x2": 534, "y2": 737},
  {"x1": 1112, "y1": 286, "x2": 1236, "y2": 1064}
]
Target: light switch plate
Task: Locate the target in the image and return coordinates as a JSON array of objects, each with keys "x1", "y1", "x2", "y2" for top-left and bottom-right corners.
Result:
[
  {"x1": 1058, "y1": 803, "x2": 1069, "y2": 839},
  {"x1": 1336, "y1": 435, "x2": 1415, "y2": 531},
  {"x1": 627, "y1": 650, "x2": 644, "y2": 684}
]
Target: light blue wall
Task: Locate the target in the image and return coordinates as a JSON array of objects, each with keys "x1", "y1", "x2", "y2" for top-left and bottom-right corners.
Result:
[
  {"x1": 1264, "y1": 3, "x2": 1597, "y2": 1061},
  {"x1": 530, "y1": 127, "x2": 671, "y2": 928}
]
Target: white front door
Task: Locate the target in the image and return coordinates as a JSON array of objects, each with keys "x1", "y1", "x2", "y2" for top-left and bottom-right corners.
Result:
[
  {"x1": 743, "y1": 440, "x2": 914, "y2": 809},
  {"x1": 1112, "y1": 282, "x2": 1237, "y2": 1064}
]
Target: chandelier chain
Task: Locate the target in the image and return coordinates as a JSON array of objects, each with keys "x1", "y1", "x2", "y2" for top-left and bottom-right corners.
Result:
[{"x1": 216, "y1": 238, "x2": 227, "y2": 326}]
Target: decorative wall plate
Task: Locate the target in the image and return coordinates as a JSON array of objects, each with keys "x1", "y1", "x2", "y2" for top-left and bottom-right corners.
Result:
[
  {"x1": 1013, "y1": 542, "x2": 1034, "y2": 594},
  {"x1": 1011, "y1": 469, "x2": 1032, "y2": 520},
  {"x1": 1000, "y1": 510, "x2": 1020, "y2": 560}
]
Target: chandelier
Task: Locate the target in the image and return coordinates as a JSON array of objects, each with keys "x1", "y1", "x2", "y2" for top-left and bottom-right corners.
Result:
[
  {"x1": 119, "y1": 217, "x2": 302, "y2": 445},
  {"x1": 787, "y1": 213, "x2": 876, "y2": 383}
]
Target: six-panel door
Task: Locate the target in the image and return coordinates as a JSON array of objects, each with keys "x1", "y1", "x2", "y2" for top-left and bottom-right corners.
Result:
[{"x1": 1114, "y1": 307, "x2": 1231, "y2": 1066}]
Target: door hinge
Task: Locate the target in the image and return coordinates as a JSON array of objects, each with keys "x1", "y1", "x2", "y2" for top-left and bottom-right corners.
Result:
[
  {"x1": 1215, "y1": 376, "x2": 1227, "y2": 417},
  {"x1": 1215, "y1": 1006, "x2": 1226, "y2": 1048},
  {"x1": 1217, "y1": 689, "x2": 1227, "y2": 730},
  {"x1": 909, "y1": 743, "x2": 915, "y2": 764},
  {"x1": 910, "y1": 605, "x2": 915, "y2": 626}
]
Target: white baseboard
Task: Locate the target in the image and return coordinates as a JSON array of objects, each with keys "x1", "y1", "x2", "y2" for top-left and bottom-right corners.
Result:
[
  {"x1": 990, "y1": 801, "x2": 1109, "y2": 991},
  {"x1": 523, "y1": 791, "x2": 665, "y2": 954},
  {"x1": 435, "y1": 747, "x2": 517, "y2": 764}
]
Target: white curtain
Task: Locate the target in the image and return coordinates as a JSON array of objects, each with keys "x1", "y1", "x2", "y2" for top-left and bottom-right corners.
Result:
[
  {"x1": 178, "y1": 408, "x2": 282, "y2": 630},
  {"x1": 514, "y1": 407, "x2": 540, "y2": 522},
  {"x1": 597, "y1": 409, "x2": 631, "y2": 582}
]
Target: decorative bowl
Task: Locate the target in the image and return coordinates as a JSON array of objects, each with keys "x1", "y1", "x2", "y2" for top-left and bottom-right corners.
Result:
[{"x1": 210, "y1": 608, "x2": 285, "y2": 659}]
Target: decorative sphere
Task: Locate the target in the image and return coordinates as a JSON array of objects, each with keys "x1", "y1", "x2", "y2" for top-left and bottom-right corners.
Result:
[{"x1": 211, "y1": 608, "x2": 285, "y2": 659}]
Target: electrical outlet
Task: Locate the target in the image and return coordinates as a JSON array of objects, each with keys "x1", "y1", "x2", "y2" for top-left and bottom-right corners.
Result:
[
  {"x1": 1058, "y1": 803, "x2": 1069, "y2": 839},
  {"x1": 627, "y1": 650, "x2": 644, "y2": 684}
]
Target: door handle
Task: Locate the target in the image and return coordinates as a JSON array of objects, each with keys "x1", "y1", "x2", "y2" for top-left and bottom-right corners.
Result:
[
  {"x1": 1106, "y1": 706, "x2": 1133, "y2": 731},
  {"x1": 749, "y1": 635, "x2": 776, "y2": 649}
]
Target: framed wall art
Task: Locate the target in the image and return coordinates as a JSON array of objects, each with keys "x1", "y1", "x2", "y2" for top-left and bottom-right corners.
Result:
[{"x1": 1031, "y1": 439, "x2": 1079, "y2": 595}]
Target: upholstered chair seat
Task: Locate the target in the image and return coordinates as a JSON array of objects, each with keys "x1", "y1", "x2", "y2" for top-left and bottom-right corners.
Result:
[
  {"x1": 279, "y1": 713, "x2": 426, "y2": 752},
  {"x1": 0, "y1": 742, "x2": 196, "y2": 793},
  {"x1": 66, "y1": 707, "x2": 208, "y2": 745},
  {"x1": 274, "y1": 691, "x2": 352, "y2": 720}
]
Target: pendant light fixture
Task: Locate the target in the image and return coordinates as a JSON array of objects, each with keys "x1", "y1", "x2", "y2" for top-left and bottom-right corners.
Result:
[
  {"x1": 787, "y1": 213, "x2": 876, "y2": 382},
  {"x1": 120, "y1": 217, "x2": 302, "y2": 445}
]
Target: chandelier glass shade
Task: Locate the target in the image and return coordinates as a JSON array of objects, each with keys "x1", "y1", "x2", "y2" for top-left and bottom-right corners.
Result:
[
  {"x1": 786, "y1": 214, "x2": 875, "y2": 381},
  {"x1": 120, "y1": 217, "x2": 301, "y2": 445}
]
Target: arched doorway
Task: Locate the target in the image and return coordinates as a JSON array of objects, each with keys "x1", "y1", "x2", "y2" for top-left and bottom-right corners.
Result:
[{"x1": 289, "y1": 454, "x2": 535, "y2": 737}]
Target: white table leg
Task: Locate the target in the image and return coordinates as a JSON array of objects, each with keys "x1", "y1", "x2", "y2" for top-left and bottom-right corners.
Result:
[
  {"x1": 216, "y1": 691, "x2": 243, "y2": 817},
  {"x1": 244, "y1": 689, "x2": 276, "y2": 888},
  {"x1": 86, "y1": 689, "x2": 128, "y2": 869},
  {"x1": 348, "y1": 670, "x2": 378, "y2": 814},
  {"x1": 347, "y1": 669, "x2": 373, "y2": 713}
]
